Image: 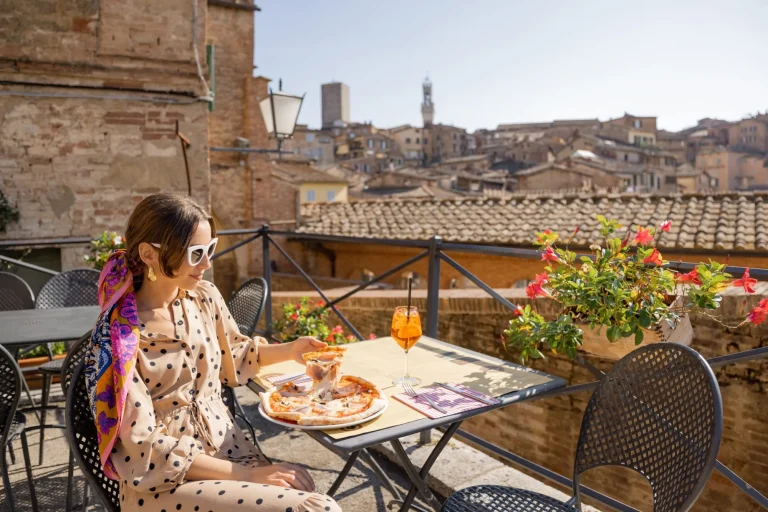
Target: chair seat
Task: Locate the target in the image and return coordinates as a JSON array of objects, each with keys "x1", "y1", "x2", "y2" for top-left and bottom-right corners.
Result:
[
  {"x1": 39, "y1": 358, "x2": 64, "y2": 374},
  {"x1": 6, "y1": 411, "x2": 27, "y2": 442},
  {"x1": 442, "y1": 486, "x2": 578, "y2": 512}
]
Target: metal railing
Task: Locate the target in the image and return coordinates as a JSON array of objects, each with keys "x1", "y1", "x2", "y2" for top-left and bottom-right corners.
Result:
[{"x1": 2, "y1": 226, "x2": 768, "y2": 511}]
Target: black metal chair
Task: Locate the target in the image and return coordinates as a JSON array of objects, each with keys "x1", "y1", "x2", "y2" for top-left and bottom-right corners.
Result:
[
  {"x1": 66, "y1": 361, "x2": 121, "y2": 512},
  {"x1": 0, "y1": 271, "x2": 35, "y2": 311},
  {"x1": 227, "y1": 277, "x2": 268, "y2": 337},
  {"x1": 441, "y1": 344, "x2": 724, "y2": 512},
  {"x1": 0, "y1": 344, "x2": 40, "y2": 512},
  {"x1": 34, "y1": 269, "x2": 99, "y2": 465},
  {"x1": 224, "y1": 277, "x2": 268, "y2": 454}
]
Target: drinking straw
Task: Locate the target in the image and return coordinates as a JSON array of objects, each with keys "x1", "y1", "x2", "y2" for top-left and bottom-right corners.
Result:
[{"x1": 406, "y1": 277, "x2": 412, "y2": 320}]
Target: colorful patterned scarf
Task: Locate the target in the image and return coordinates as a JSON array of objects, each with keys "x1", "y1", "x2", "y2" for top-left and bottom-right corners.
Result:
[{"x1": 84, "y1": 250, "x2": 141, "y2": 480}]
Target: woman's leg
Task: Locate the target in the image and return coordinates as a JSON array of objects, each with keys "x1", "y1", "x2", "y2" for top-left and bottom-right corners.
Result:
[{"x1": 141, "y1": 479, "x2": 341, "y2": 512}]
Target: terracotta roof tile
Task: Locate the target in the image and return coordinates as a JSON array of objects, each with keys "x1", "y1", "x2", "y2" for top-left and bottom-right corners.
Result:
[{"x1": 297, "y1": 192, "x2": 768, "y2": 252}]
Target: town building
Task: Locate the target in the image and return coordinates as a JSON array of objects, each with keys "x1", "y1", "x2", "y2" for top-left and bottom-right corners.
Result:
[
  {"x1": 728, "y1": 113, "x2": 768, "y2": 153},
  {"x1": 696, "y1": 147, "x2": 768, "y2": 191},
  {"x1": 281, "y1": 124, "x2": 335, "y2": 165},
  {"x1": 271, "y1": 161, "x2": 348, "y2": 204},
  {"x1": 321, "y1": 82, "x2": 350, "y2": 129},
  {"x1": 388, "y1": 125, "x2": 428, "y2": 162}
]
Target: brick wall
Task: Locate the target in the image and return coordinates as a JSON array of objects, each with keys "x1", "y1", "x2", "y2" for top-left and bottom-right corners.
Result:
[
  {"x1": 269, "y1": 287, "x2": 768, "y2": 511},
  {"x1": 0, "y1": 89, "x2": 209, "y2": 268}
]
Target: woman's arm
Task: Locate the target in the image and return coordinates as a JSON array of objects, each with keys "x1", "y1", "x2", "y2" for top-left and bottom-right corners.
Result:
[{"x1": 186, "y1": 454, "x2": 315, "y2": 491}]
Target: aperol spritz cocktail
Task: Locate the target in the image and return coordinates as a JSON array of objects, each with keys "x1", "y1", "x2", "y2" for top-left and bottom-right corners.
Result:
[{"x1": 391, "y1": 306, "x2": 422, "y2": 386}]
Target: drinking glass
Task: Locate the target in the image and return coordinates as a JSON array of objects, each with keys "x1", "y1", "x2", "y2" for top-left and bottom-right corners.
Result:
[{"x1": 391, "y1": 306, "x2": 422, "y2": 386}]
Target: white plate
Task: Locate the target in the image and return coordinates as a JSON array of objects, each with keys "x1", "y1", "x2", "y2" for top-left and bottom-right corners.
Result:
[{"x1": 258, "y1": 399, "x2": 388, "y2": 431}]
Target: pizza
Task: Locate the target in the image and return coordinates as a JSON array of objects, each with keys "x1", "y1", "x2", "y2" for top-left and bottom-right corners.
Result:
[{"x1": 260, "y1": 346, "x2": 387, "y2": 426}]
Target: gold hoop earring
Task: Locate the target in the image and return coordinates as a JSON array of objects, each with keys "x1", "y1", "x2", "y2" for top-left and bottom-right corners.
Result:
[{"x1": 147, "y1": 267, "x2": 157, "y2": 282}]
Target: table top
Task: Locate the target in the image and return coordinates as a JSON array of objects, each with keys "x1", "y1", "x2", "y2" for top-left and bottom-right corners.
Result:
[
  {"x1": 0, "y1": 306, "x2": 99, "y2": 347},
  {"x1": 247, "y1": 336, "x2": 566, "y2": 455}
]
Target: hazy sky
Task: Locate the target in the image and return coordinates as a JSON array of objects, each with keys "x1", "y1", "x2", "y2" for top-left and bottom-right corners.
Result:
[{"x1": 254, "y1": 0, "x2": 767, "y2": 133}]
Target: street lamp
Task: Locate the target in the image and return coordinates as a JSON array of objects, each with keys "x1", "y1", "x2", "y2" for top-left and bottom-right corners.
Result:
[{"x1": 259, "y1": 80, "x2": 305, "y2": 158}]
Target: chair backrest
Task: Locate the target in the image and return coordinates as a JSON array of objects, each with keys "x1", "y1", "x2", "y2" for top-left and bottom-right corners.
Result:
[
  {"x1": 66, "y1": 362, "x2": 121, "y2": 512},
  {"x1": 60, "y1": 331, "x2": 93, "y2": 395},
  {"x1": 0, "y1": 271, "x2": 35, "y2": 311},
  {"x1": 573, "y1": 343, "x2": 723, "y2": 512},
  {"x1": 227, "y1": 277, "x2": 268, "y2": 336},
  {"x1": 35, "y1": 269, "x2": 100, "y2": 309},
  {"x1": 0, "y1": 344, "x2": 22, "y2": 450}
]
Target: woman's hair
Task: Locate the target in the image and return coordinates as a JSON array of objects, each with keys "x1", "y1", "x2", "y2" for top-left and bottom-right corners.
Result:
[{"x1": 125, "y1": 193, "x2": 216, "y2": 277}]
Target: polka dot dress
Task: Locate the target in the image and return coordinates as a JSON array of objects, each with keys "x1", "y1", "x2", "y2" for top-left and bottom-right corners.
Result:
[{"x1": 113, "y1": 282, "x2": 341, "y2": 512}]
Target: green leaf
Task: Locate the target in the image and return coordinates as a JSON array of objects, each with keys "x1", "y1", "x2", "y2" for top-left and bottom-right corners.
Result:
[
  {"x1": 638, "y1": 310, "x2": 652, "y2": 329},
  {"x1": 606, "y1": 324, "x2": 621, "y2": 342},
  {"x1": 634, "y1": 329, "x2": 644, "y2": 346}
]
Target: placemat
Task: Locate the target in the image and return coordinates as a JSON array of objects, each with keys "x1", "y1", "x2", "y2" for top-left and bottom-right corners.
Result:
[
  {"x1": 393, "y1": 383, "x2": 500, "y2": 419},
  {"x1": 253, "y1": 336, "x2": 553, "y2": 439}
]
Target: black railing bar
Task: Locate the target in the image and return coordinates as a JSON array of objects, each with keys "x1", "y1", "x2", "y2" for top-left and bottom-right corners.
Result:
[
  {"x1": 218, "y1": 227, "x2": 267, "y2": 236},
  {"x1": 322, "y1": 251, "x2": 429, "y2": 310},
  {"x1": 665, "y1": 261, "x2": 761, "y2": 279},
  {"x1": 707, "y1": 345, "x2": 768, "y2": 368},
  {"x1": 714, "y1": 460, "x2": 768, "y2": 509},
  {"x1": 0, "y1": 236, "x2": 92, "y2": 248},
  {"x1": 267, "y1": 235, "x2": 365, "y2": 341},
  {"x1": 211, "y1": 233, "x2": 262, "y2": 260},
  {"x1": 529, "y1": 381, "x2": 599, "y2": 400},
  {"x1": 439, "y1": 241, "x2": 551, "y2": 259},
  {"x1": 449, "y1": 428, "x2": 639, "y2": 512},
  {"x1": 439, "y1": 252, "x2": 520, "y2": 312},
  {"x1": 0, "y1": 255, "x2": 59, "y2": 276},
  {"x1": 575, "y1": 353, "x2": 605, "y2": 379},
  {"x1": 269, "y1": 230, "x2": 431, "y2": 249}
]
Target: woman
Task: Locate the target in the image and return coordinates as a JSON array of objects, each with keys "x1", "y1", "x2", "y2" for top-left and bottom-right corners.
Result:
[{"x1": 85, "y1": 192, "x2": 342, "y2": 512}]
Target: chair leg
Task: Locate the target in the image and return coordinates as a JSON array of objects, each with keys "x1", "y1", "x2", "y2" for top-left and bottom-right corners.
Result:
[
  {"x1": 66, "y1": 449, "x2": 75, "y2": 512},
  {"x1": 39, "y1": 373, "x2": 51, "y2": 466},
  {"x1": 20, "y1": 431, "x2": 40, "y2": 512},
  {"x1": 8, "y1": 440, "x2": 16, "y2": 465},
  {"x1": 1, "y1": 443, "x2": 16, "y2": 512},
  {"x1": 83, "y1": 480, "x2": 91, "y2": 511}
]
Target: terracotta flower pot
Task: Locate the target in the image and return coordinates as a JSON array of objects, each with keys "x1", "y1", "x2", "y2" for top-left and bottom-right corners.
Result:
[{"x1": 578, "y1": 298, "x2": 694, "y2": 361}]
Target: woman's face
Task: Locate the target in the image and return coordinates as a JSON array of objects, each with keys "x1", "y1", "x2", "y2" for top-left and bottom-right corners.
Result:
[{"x1": 147, "y1": 220, "x2": 214, "y2": 291}]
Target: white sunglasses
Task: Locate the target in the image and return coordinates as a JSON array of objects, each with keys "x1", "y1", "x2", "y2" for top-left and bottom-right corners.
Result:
[{"x1": 151, "y1": 238, "x2": 218, "y2": 266}]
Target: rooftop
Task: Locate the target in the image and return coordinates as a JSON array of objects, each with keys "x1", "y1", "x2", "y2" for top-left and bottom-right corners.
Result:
[
  {"x1": 271, "y1": 161, "x2": 348, "y2": 185},
  {"x1": 298, "y1": 192, "x2": 768, "y2": 252}
]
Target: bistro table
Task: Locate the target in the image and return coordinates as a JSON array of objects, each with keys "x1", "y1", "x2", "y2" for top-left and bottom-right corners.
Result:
[
  {"x1": 0, "y1": 306, "x2": 99, "y2": 348},
  {"x1": 0, "y1": 306, "x2": 99, "y2": 415},
  {"x1": 248, "y1": 336, "x2": 566, "y2": 512}
]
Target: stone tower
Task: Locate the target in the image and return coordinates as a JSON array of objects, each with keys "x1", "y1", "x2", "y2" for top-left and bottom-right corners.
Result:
[{"x1": 421, "y1": 76, "x2": 434, "y2": 127}]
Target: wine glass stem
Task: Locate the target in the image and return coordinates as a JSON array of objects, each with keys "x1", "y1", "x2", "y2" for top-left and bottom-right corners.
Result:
[{"x1": 404, "y1": 349, "x2": 410, "y2": 379}]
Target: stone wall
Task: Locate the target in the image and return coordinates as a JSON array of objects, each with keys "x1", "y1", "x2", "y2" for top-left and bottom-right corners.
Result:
[
  {"x1": 270, "y1": 287, "x2": 768, "y2": 511},
  {"x1": 0, "y1": 88, "x2": 209, "y2": 268}
]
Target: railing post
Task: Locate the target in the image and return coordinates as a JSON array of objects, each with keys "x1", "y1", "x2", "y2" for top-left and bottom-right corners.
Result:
[
  {"x1": 262, "y1": 224, "x2": 273, "y2": 340},
  {"x1": 421, "y1": 235, "x2": 442, "y2": 444}
]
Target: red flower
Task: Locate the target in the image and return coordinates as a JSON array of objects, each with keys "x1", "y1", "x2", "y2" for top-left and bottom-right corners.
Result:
[
  {"x1": 747, "y1": 299, "x2": 768, "y2": 325},
  {"x1": 346, "y1": 335, "x2": 356, "y2": 341},
  {"x1": 633, "y1": 227, "x2": 654, "y2": 246},
  {"x1": 732, "y1": 268, "x2": 758, "y2": 294},
  {"x1": 643, "y1": 249, "x2": 663, "y2": 266},
  {"x1": 331, "y1": 325, "x2": 344, "y2": 334},
  {"x1": 526, "y1": 274, "x2": 549, "y2": 299},
  {"x1": 620, "y1": 230, "x2": 632, "y2": 249},
  {"x1": 512, "y1": 305, "x2": 524, "y2": 317},
  {"x1": 316, "y1": 301, "x2": 326, "y2": 308},
  {"x1": 325, "y1": 335, "x2": 334, "y2": 342},
  {"x1": 541, "y1": 246, "x2": 559, "y2": 263},
  {"x1": 659, "y1": 220, "x2": 672, "y2": 232},
  {"x1": 368, "y1": 333, "x2": 377, "y2": 340},
  {"x1": 290, "y1": 313, "x2": 298, "y2": 321},
  {"x1": 676, "y1": 268, "x2": 702, "y2": 286},
  {"x1": 294, "y1": 303, "x2": 302, "y2": 311}
]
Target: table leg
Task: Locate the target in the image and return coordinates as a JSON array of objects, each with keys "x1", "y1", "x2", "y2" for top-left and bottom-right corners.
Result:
[
  {"x1": 359, "y1": 448, "x2": 403, "y2": 500},
  {"x1": 392, "y1": 421, "x2": 463, "y2": 512},
  {"x1": 327, "y1": 450, "x2": 360, "y2": 497}
]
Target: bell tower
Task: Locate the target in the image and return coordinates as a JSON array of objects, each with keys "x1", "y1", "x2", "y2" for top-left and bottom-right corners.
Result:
[{"x1": 421, "y1": 76, "x2": 434, "y2": 127}]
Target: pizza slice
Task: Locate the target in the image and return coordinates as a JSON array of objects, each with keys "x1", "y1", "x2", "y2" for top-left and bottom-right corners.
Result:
[{"x1": 303, "y1": 346, "x2": 347, "y2": 402}]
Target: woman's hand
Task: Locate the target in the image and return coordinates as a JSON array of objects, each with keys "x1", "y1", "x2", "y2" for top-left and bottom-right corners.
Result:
[
  {"x1": 242, "y1": 462, "x2": 316, "y2": 491},
  {"x1": 289, "y1": 336, "x2": 327, "y2": 365}
]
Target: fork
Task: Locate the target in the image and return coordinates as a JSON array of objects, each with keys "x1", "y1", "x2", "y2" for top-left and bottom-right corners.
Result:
[{"x1": 402, "y1": 381, "x2": 448, "y2": 414}]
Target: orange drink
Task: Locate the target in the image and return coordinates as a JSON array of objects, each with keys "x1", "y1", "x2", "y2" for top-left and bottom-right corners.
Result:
[{"x1": 391, "y1": 306, "x2": 422, "y2": 386}]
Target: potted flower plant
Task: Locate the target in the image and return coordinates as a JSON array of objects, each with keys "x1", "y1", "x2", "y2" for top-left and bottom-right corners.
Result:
[
  {"x1": 84, "y1": 231, "x2": 125, "y2": 270},
  {"x1": 273, "y1": 297, "x2": 376, "y2": 345},
  {"x1": 503, "y1": 215, "x2": 765, "y2": 362}
]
